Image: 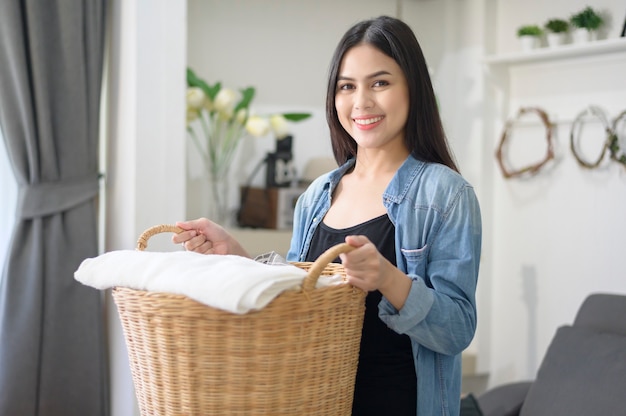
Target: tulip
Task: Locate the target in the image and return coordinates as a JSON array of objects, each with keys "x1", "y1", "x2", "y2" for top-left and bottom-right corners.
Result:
[
  {"x1": 214, "y1": 88, "x2": 237, "y2": 113},
  {"x1": 269, "y1": 114, "x2": 290, "y2": 139},
  {"x1": 235, "y1": 108, "x2": 248, "y2": 125},
  {"x1": 245, "y1": 115, "x2": 271, "y2": 137},
  {"x1": 186, "y1": 87, "x2": 205, "y2": 110}
]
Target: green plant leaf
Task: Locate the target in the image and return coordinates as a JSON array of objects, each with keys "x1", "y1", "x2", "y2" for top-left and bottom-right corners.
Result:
[
  {"x1": 186, "y1": 68, "x2": 201, "y2": 87},
  {"x1": 282, "y1": 113, "x2": 312, "y2": 122},
  {"x1": 206, "y1": 82, "x2": 221, "y2": 101},
  {"x1": 234, "y1": 87, "x2": 255, "y2": 114},
  {"x1": 187, "y1": 67, "x2": 221, "y2": 101},
  {"x1": 517, "y1": 25, "x2": 543, "y2": 37},
  {"x1": 545, "y1": 19, "x2": 569, "y2": 33},
  {"x1": 570, "y1": 6, "x2": 603, "y2": 30}
]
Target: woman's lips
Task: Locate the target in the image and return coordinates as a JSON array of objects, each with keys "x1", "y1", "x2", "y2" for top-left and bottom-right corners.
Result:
[{"x1": 353, "y1": 116, "x2": 384, "y2": 130}]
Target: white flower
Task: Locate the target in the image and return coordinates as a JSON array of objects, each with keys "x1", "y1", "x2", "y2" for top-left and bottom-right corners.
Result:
[
  {"x1": 235, "y1": 108, "x2": 248, "y2": 125},
  {"x1": 214, "y1": 88, "x2": 237, "y2": 113},
  {"x1": 185, "y1": 68, "x2": 311, "y2": 187},
  {"x1": 186, "y1": 87, "x2": 205, "y2": 110},
  {"x1": 269, "y1": 114, "x2": 290, "y2": 139},
  {"x1": 245, "y1": 115, "x2": 271, "y2": 137}
]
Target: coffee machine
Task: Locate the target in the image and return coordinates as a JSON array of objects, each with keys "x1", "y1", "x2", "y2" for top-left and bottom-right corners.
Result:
[
  {"x1": 237, "y1": 135, "x2": 305, "y2": 229},
  {"x1": 264, "y1": 135, "x2": 295, "y2": 188}
]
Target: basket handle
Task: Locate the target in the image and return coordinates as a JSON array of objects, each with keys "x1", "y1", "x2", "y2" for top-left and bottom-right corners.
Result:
[
  {"x1": 136, "y1": 224, "x2": 183, "y2": 251},
  {"x1": 302, "y1": 243, "x2": 355, "y2": 292},
  {"x1": 135, "y1": 225, "x2": 355, "y2": 291}
]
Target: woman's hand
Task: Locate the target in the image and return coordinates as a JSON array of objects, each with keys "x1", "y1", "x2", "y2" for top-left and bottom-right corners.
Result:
[
  {"x1": 340, "y1": 235, "x2": 387, "y2": 291},
  {"x1": 171, "y1": 218, "x2": 250, "y2": 257},
  {"x1": 341, "y1": 235, "x2": 412, "y2": 310}
]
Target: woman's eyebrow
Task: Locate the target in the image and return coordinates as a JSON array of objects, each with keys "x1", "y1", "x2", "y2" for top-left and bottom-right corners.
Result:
[{"x1": 338, "y1": 70, "x2": 392, "y2": 81}]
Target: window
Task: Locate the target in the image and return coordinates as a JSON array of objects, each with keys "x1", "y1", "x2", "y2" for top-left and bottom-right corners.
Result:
[{"x1": 0, "y1": 127, "x2": 17, "y2": 276}]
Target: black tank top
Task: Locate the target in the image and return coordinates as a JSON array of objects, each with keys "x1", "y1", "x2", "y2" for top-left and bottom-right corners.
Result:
[{"x1": 306, "y1": 214, "x2": 417, "y2": 415}]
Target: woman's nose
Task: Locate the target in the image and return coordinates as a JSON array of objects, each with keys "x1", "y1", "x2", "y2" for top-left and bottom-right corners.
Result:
[{"x1": 354, "y1": 89, "x2": 374, "y2": 110}]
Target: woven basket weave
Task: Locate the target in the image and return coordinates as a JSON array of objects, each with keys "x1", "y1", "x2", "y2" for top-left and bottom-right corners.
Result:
[{"x1": 112, "y1": 224, "x2": 366, "y2": 416}]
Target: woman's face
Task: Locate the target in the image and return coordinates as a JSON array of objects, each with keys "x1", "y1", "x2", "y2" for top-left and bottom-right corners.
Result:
[{"x1": 335, "y1": 43, "x2": 409, "y2": 153}]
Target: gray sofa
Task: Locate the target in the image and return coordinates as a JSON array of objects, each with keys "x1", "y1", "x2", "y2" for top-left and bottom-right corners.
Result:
[{"x1": 477, "y1": 293, "x2": 626, "y2": 416}]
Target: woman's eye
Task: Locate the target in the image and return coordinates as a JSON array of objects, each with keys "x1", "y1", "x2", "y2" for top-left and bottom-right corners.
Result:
[
  {"x1": 338, "y1": 83, "x2": 355, "y2": 91},
  {"x1": 373, "y1": 80, "x2": 389, "y2": 87}
]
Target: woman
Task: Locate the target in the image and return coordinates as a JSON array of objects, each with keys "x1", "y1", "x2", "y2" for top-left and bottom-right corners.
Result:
[{"x1": 174, "y1": 16, "x2": 482, "y2": 416}]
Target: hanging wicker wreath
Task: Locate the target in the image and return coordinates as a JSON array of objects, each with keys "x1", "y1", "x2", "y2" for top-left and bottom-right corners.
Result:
[
  {"x1": 609, "y1": 110, "x2": 626, "y2": 167},
  {"x1": 495, "y1": 107, "x2": 555, "y2": 179},
  {"x1": 569, "y1": 106, "x2": 612, "y2": 169}
]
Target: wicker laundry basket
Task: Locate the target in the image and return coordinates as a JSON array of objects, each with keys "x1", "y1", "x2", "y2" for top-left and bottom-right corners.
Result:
[{"x1": 112, "y1": 224, "x2": 366, "y2": 416}]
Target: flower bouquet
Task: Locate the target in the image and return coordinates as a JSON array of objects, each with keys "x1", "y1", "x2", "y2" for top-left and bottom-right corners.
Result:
[{"x1": 186, "y1": 67, "x2": 311, "y2": 225}]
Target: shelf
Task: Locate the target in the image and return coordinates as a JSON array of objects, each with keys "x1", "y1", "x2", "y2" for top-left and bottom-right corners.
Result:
[
  {"x1": 484, "y1": 37, "x2": 626, "y2": 67},
  {"x1": 228, "y1": 227, "x2": 292, "y2": 257}
]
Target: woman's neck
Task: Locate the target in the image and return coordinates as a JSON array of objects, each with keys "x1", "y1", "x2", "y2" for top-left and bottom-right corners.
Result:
[{"x1": 353, "y1": 147, "x2": 409, "y2": 178}]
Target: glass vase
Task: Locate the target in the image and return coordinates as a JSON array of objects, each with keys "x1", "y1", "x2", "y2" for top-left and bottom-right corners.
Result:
[{"x1": 207, "y1": 171, "x2": 232, "y2": 227}]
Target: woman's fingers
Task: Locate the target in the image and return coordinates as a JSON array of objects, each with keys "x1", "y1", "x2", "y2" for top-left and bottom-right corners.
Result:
[
  {"x1": 340, "y1": 236, "x2": 384, "y2": 291},
  {"x1": 171, "y1": 229, "x2": 196, "y2": 245},
  {"x1": 185, "y1": 233, "x2": 209, "y2": 252}
]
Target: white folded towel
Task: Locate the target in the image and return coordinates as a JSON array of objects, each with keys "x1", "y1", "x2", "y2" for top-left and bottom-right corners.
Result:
[{"x1": 74, "y1": 250, "x2": 329, "y2": 314}]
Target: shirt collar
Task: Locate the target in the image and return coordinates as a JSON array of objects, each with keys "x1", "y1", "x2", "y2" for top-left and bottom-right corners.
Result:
[{"x1": 324, "y1": 156, "x2": 426, "y2": 204}]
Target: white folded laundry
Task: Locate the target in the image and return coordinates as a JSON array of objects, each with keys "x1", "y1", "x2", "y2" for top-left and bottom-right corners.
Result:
[{"x1": 73, "y1": 250, "x2": 337, "y2": 314}]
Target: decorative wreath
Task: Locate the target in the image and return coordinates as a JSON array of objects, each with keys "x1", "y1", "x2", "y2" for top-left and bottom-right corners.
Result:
[
  {"x1": 609, "y1": 110, "x2": 626, "y2": 167},
  {"x1": 495, "y1": 107, "x2": 555, "y2": 179},
  {"x1": 569, "y1": 106, "x2": 612, "y2": 169}
]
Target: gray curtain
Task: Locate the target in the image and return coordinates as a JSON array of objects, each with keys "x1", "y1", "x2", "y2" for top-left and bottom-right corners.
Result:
[{"x1": 0, "y1": 1, "x2": 108, "y2": 415}]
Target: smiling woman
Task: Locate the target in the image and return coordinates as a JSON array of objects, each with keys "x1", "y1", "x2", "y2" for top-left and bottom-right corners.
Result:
[
  {"x1": 176, "y1": 15, "x2": 482, "y2": 416},
  {"x1": 334, "y1": 43, "x2": 410, "y2": 160}
]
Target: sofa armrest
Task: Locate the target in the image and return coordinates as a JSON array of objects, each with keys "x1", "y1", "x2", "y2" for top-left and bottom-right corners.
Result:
[{"x1": 476, "y1": 381, "x2": 532, "y2": 416}]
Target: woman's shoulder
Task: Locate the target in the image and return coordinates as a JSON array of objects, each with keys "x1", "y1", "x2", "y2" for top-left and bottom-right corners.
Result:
[
  {"x1": 393, "y1": 158, "x2": 478, "y2": 213},
  {"x1": 423, "y1": 162, "x2": 470, "y2": 187},
  {"x1": 399, "y1": 157, "x2": 472, "y2": 190}
]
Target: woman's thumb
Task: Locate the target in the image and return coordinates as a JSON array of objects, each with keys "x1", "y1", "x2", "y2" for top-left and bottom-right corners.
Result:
[{"x1": 345, "y1": 234, "x2": 368, "y2": 247}]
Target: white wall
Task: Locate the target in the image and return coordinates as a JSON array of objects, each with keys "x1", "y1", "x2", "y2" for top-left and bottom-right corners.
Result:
[
  {"x1": 104, "y1": 1, "x2": 187, "y2": 415},
  {"x1": 482, "y1": 0, "x2": 626, "y2": 387}
]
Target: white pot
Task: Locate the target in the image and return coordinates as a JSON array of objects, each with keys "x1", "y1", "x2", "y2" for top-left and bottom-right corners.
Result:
[
  {"x1": 519, "y1": 35, "x2": 540, "y2": 52},
  {"x1": 573, "y1": 28, "x2": 597, "y2": 44},
  {"x1": 546, "y1": 32, "x2": 566, "y2": 48}
]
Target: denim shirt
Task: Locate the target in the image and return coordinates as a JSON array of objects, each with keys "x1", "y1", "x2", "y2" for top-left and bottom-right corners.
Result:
[{"x1": 287, "y1": 155, "x2": 482, "y2": 416}]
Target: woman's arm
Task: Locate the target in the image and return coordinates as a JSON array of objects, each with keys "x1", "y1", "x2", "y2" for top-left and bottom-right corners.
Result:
[{"x1": 381, "y1": 185, "x2": 482, "y2": 355}]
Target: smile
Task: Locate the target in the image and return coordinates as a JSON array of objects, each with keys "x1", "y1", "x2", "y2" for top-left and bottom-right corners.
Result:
[{"x1": 353, "y1": 116, "x2": 384, "y2": 125}]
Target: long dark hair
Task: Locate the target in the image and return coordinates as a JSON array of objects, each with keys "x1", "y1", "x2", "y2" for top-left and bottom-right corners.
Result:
[{"x1": 325, "y1": 16, "x2": 459, "y2": 172}]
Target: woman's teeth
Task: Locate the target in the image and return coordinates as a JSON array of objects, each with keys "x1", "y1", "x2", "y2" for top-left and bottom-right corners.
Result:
[{"x1": 354, "y1": 116, "x2": 383, "y2": 125}]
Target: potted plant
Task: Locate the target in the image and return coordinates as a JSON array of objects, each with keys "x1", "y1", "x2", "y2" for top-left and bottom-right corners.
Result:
[
  {"x1": 517, "y1": 25, "x2": 543, "y2": 51},
  {"x1": 544, "y1": 18, "x2": 569, "y2": 48},
  {"x1": 570, "y1": 6, "x2": 604, "y2": 43}
]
